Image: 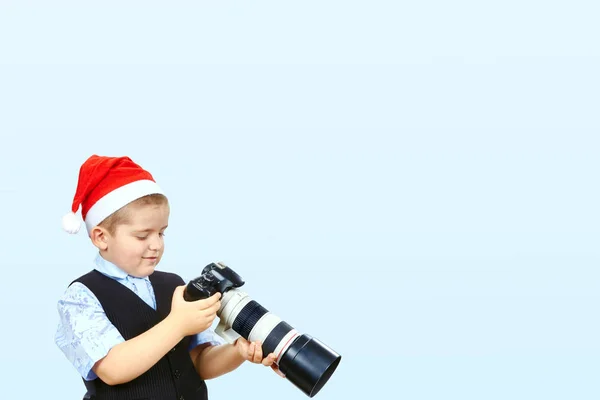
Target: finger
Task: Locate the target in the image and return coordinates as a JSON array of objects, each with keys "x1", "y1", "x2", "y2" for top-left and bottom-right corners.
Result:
[
  {"x1": 272, "y1": 364, "x2": 286, "y2": 378},
  {"x1": 247, "y1": 341, "x2": 255, "y2": 361},
  {"x1": 253, "y1": 341, "x2": 263, "y2": 363},
  {"x1": 198, "y1": 292, "x2": 221, "y2": 304},
  {"x1": 204, "y1": 312, "x2": 217, "y2": 322},
  {"x1": 211, "y1": 300, "x2": 222, "y2": 313},
  {"x1": 262, "y1": 353, "x2": 277, "y2": 366},
  {"x1": 200, "y1": 304, "x2": 220, "y2": 318},
  {"x1": 196, "y1": 293, "x2": 221, "y2": 309},
  {"x1": 203, "y1": 292, "x2": 221, "y2": 305},
  {"x1": 201, "y1": 300, "x2": 221, "y2": 314}
]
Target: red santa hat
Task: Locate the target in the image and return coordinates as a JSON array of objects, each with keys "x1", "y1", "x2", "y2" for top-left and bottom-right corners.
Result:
[{"x1": 62, "y1": 155, "x2": 164, "y2": 235}]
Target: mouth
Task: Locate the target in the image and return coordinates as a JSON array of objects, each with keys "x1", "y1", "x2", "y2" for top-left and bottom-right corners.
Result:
[{"x1": 143, "y1": 257, "x2": 158, "y2": 260}]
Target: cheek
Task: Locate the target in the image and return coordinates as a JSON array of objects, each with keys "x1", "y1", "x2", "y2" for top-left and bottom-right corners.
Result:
[
  {"x1": 122, "y1": 239, "x2": 146, "y2": 256},
  {"x1": 137, "y1": 240, "x2": 150, "y2": 253}
]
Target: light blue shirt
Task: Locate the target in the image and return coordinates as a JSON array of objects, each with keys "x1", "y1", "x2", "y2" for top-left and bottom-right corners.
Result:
[{"x1": 55, "y1": 253, "x2": 224, "y2": 381}]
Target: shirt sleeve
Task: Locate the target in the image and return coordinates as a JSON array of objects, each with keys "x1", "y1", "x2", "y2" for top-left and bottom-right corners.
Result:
[
  {"x1": 188, "y1": 327, "x2": 226, "y2": 350},
  {"x1": 54, "y1": 282, "x2": 125, "y2": 381}
]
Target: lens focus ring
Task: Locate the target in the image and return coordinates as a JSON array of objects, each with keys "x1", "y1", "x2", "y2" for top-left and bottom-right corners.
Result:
[{"x1": 232, "y1": 301, "x2": 268, "y2": 340}]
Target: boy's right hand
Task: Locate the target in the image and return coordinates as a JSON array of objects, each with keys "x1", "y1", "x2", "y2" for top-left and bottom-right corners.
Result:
[{"x1": 169, "y1": 285, "x2": 222, "y2": 337}]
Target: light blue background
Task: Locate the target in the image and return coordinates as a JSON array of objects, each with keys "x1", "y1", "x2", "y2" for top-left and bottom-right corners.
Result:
[{"x1": 1, "y1": 1, "x2": 599, "y2": 399}]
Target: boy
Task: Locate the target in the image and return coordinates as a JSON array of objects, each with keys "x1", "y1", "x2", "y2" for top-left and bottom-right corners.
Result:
[{"x1": 55, "y1": 155, "x2": 281, "y2": 400}]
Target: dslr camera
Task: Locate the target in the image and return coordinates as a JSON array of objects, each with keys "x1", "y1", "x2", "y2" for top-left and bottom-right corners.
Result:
[{"x1": 184, "y1": 262, "x2": 341, "y2": 398}]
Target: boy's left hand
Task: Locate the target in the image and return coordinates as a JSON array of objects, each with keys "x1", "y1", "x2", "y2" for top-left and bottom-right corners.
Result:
[{"x1": 234, "y1": 337, "x2": 285, "y2": 377}]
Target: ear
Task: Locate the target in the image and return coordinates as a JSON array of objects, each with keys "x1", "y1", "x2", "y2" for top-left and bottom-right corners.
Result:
[{"x1": 90, "y1": 226, "x2": 110, "y2": 251}]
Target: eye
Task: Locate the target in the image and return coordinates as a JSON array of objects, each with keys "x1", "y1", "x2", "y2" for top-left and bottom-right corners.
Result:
[
  {"x1": 159, "y1": 232, "x2": 166, "y2": 237},
  {"x1": 136, "y1": 236, "x2": 148, "y2": 240}
]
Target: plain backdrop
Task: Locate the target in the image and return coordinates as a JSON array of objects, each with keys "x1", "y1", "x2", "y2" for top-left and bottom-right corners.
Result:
[{"x1": 0, "y1": 1, "x2": 599, "y2": 399}]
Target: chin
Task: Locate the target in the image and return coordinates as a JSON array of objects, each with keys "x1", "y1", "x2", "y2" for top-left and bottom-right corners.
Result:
[
  {"x1": 144, "y1": 263, "x2": 158, "y2": 271},
  {"x1": 136, "y1": 269, "x2": 155, "y2": 278},
  {"x1": 135, "y1": 263, "x2": 158, "y2": 277}
]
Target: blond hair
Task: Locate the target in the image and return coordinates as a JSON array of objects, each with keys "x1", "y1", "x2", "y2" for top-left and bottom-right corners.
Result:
[{"x1": 98, "y1": 193, "x2": 169, "y2": 235}]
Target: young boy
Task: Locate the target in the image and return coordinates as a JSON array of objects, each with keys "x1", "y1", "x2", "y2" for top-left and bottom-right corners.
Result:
[{"x1": 55, "y1": 155, "x2": 281, "y2": 400}]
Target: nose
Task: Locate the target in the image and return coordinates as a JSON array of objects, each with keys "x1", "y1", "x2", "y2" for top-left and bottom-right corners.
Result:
[{"x1": 148, "y1": 234, "x2": 162, "y2": 251}]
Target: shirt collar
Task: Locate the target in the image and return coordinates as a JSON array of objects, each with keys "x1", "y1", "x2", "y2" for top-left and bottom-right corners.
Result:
[{"x1": 94, "y1": 253, "x2": 130, "y2": 280}]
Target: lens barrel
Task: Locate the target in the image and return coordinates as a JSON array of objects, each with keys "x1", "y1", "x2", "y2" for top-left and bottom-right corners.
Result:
[{"x1": 219, "y1": 292, "x2": 341, "y2": 397}]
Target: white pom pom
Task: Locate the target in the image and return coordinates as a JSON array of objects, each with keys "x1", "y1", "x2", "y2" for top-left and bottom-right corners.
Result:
[{"x1": 62, "y1": 212, "x2": 82, "y2": 234}]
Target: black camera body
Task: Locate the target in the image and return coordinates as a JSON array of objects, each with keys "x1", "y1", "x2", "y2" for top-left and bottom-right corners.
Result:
[{"x1": 183, "y1": 262, "x2": 245, "y2": 301}]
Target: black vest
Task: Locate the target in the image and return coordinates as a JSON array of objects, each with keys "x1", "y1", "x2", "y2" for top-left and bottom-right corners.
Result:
[{"x1": 73, "y1": 270, "x2": 208, "y2": 400}]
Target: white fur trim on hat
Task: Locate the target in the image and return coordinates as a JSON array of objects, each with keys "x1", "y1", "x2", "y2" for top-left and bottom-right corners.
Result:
[{"x1": 85, "y1": 179, "x2": 164, "y2": 234}]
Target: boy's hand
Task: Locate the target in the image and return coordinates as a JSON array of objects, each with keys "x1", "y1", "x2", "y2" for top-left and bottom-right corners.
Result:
[
  {"x1": 169, "y1": 285, "x2": 221, "y2": 337},
  {"x1": 234, "y1": 337, "x2": 286, "y2": 377}
]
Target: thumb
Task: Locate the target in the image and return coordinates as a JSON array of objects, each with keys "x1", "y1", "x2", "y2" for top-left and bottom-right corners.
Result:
[{"x1": 173, "y1": 285, "x2": 186, "y2": 297}]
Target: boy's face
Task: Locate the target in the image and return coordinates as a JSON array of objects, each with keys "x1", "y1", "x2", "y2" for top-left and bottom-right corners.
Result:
[{"x1": 103, "y1": 203, "x2": 170, "y2": 277}]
